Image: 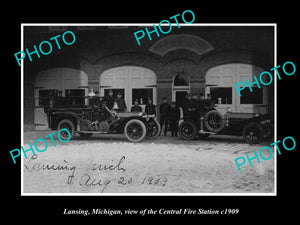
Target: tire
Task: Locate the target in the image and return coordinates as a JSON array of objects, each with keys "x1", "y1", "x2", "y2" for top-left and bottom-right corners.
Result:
[
  {"x1": 178, "y1": 121, "x2": 197, "y2": 140},
  {"x1": 204, "y1": 110, "x2": 225, "y2": 132},
  {"x1": 57, "y1": 119, "x2": 75, "y2": 141},
  {"x1": 145, "y1": 119, "x2": 161, "y2": 139},
  {"x1": 79, "y1": 133, "x2": 93, "y2": 139},
  {"x1": 124, "y1": 119, "x2": 147, "y2": 142},
  {"x1": 242, "y1": 122, "x2": 264, "y2": 144}
]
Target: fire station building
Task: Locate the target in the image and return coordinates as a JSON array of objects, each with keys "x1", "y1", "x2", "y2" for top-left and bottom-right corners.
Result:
[{"x1": 23, "y1": 25, "x2": 275, "y2": 131}]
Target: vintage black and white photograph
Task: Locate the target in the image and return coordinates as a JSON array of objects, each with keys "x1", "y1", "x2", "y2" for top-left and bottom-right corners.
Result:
[{"x1": 22, "y1": 24, "x2": 275, "y2": 194}]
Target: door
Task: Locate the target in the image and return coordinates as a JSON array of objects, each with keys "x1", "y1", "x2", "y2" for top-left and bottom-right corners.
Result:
[
  {"x1": 34, "y1": 68, "x2": 88, "y2": 130},
  {"x1": 172, "y1": 74, "x2": 190, "y2": 107},
  {"x1": 174, "y1": 90, "x2": 189, "y2": 108},
  {"x1": 99, "y1": 66, "x2": 157, "y2": 111},
  {"x1": 205, "y1": 63, "x2": 267, "y2": 114},
  {"x1": 235, "y1": 64, "x2": 267, "y2": 113}
]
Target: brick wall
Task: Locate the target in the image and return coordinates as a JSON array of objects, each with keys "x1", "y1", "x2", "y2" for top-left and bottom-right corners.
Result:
[{"x1": 23, "y1": 26, "x2": 274, "y2": 126}]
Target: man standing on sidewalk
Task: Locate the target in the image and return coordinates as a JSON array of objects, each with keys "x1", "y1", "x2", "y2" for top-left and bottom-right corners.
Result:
[{"x1": 169, "y1": 101, "x2": 180, "y2": 137}]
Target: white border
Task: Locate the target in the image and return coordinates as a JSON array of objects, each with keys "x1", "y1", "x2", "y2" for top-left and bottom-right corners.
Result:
[{"x1": 21, "y1": 23, "x2": 277, "y2": 196}]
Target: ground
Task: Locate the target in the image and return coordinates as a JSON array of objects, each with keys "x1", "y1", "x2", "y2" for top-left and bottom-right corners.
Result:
[{"x1": 22, "y1": 131, "x2": 275, "y2": 194}]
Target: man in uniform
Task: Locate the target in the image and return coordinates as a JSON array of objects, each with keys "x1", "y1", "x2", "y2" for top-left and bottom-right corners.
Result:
[
  {"x1": 145, "y1": 98, "x2": 156, "y2": 116},
  {"x1": 159, "y1": 97, "x2": 171, "y2": 136},
  {"x1": 180, "y1": 93, "x2": 188, "y2": 118},
  {"x1": 191, "y1": 92, "x2": 198, "y2": 102},
  {"x1": 105, "y1": 89, "x2": 115, "y2": 110},
  {"x1": 90, "y1": 91, "x2": 103, "y2": 123},
  {"x1": 191, "y1": 92, "x2": 199, "y2": 122},
  {"x1": 197, "y1": 93, "x2": 206, "y2": 114},
  {"x1": 196, "y1": 93, "x2": 207, "y2": 130},
  {"x1": 182, "y1": 93, "x2": 195, "y2": 121},
  {"x1": 98, "y1": 100, "x2": 111, "y2": 122},
  {"x1": 94, "y1": 91, "x2": 103, "y2": 107},
  {"x1": 54, "y1": 90, "x2": 65, "y2": 107},
  {"x1": 115, "y1": 92, "x2": 127, "y2": 112},
  {"x1": 204, "y1": 93, "x2": 215, "y2": 111},
  {"x1": 169, "y1": 101, "x2": 180, "y2": 137},
  {"x1": 131, "y1": 99, "x2": 142, "y2": 112}
]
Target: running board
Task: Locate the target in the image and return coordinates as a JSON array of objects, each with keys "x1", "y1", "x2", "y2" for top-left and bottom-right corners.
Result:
[
  {"x1": 77, "y1": 131, "x2": 109, "y2": 134},
  {"x1": 198, "y1": 130, "x2": 215, "y2": 135}
]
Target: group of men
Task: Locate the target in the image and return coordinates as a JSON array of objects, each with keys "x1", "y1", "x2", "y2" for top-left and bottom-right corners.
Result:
[
  {"x1": 182, "y1": 92, "x2": 215, "y2": 121},
  {"x1": 159, "y1": 97, "x2": 181, "y2": 137},
  {"x1": 88, "y1": 89, "x2": 128, "y2": 122},
  {"x1": 77, "y1": 89, "x2": 215, "y2": 136},
  {"x1": 89, "y1": 89, "x2": 127, "y2": 112},
  {"x1": 159, "y1": 92, "x2": 215, "y2": 137}
]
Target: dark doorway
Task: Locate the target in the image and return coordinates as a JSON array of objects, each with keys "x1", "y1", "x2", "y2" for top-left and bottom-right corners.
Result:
[{"x1": 175, "y1": 91, "x2": 188, "y2": 107}]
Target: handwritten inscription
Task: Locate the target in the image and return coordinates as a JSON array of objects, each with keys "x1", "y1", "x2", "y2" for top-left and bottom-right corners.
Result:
[
  {"x1": 24, "y1": 154, "x2": 168, "y2": 193},
  {"x1": 85, "y1": 156, "x2": 126, "y2": 172},
  {"x1": 24, "y1": 154, "x2": 76, "y2": 184}
]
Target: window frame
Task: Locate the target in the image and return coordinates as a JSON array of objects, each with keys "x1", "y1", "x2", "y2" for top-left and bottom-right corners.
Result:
[
  {"x1": 240, "y1": 87, "x2": 264, "y2": 105},
  {"x1": 131, "y1": 88, "x2": 154, "y2": 105}
]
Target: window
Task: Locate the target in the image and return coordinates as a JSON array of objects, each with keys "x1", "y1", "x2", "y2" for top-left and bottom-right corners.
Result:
[
  {"x1": 65, "y1": 89, "x2": 85, "y2": 105},
  {"x1": 104, "y1": 89, "x2": 125, "y2": 99},
  {"x1": 132, "y1": 89, "x2": 153, "y2": 105},
  {"x1": 38, "y1": 89, "x2": 58, "y2": 107},
  {"x1": 173, "y1": 74, "x2": 189, "y2": 86},
  {"x1": 240, "y1": 87, "x2": 263, "y2": 104},
  {"x1": 209, "y1": 87, "x2": 232, "y2": 104}
]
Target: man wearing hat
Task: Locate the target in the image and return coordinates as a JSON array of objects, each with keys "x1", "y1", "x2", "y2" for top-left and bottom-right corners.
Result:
[
  {"x1": 98, "y1": 99, "x2": 111, "y2": 122},
  {"x1": 159, "y1": 97, "x2": 171, "y2": 136},
  {"x1": 182, "y1": 93, "x2": 195, "y2": 121},
  {"x1": 204, "y1": 93, "x2": 215, "y2": 111},
  {"x1": 94, "y1": 91, "x2": 103, "y2": 107},
  {"x1": 169, "y1": 101, "x2": 180, "y2": 137},
  {"x1": 197, "y1": 93, "x2": 206, "y2": 113},
  {"x1": 89, "y1": 90, "x2": 101, "y2": 107},
  {"x1": 191, "y1": 92, "x2": 199, "y2": 120},
  {"x1": 145, "y1": 98, "x2": 156, "y2": 116},
  {"x1": 115, "y1": 92, "x2": 127, "y2": 112},
  {"x1": 131, "y1": 99, "x2": 142, "y2": 112},
  {"x1": 104, "y1": 89, "x2": 115, "y2": 110},
  {"x1": 54, "y1": 90, "x2": 65, "y2": 107}
]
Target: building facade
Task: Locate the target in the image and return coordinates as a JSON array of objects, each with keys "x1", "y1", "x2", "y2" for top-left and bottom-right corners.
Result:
[{"x1": 23, "y1": 25, "x2": 275, "y2": 130}]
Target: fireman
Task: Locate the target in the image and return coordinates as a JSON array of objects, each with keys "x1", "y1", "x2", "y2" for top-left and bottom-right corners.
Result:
[{"x1": 145, "y1": 98, "x2": 156, "y2": 116}]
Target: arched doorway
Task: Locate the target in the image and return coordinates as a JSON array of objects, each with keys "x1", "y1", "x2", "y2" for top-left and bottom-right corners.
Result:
[
  {"x1": 99, "y1": 66, "x2": 157, "y2": 110},
  {"x1": 34, "y1": 68, "x2": 88, "y2": 130},
  {"x1": 172, "y1": 73, "x2": 190, "y2": 107},
  {"x1": 205, "y1": 63, "x2": 268, "y2": 114}
]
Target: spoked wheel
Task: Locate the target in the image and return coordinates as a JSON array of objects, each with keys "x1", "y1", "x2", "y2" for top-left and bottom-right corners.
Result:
[
  {"x1": 242, "y1": 122, "x2": 264, "y2": 144},
  {"x1": 146, "y1": 119, "x2": 161, "y2": 139},
  {"x1": 57, "y1": 119, "x2": 74, "y2": 141},
  {"x1": 204, "y1": 110, "x2": 225, "y2": 132},
  {"x1": 178, "y1": 121, "x2": 197, "y2": 140},
  {"x1": 124, "y1": 119, "x2": 146, "y2": 142}
]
